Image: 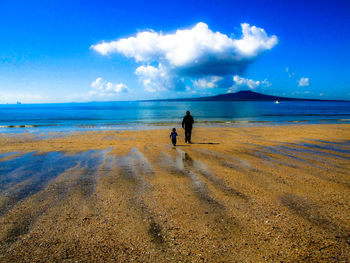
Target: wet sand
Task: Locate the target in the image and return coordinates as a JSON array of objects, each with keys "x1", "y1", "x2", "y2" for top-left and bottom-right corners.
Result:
[{"x1": 0, "y1": 124, "x2": 350, "y2": 262}]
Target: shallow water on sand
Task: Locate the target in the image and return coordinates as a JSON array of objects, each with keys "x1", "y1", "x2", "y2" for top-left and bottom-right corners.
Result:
[{"x1": 0, "y1": 149, "x2": 111, "y2": 215}]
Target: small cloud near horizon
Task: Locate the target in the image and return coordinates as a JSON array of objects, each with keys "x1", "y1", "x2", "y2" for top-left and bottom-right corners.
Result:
[
  {"x1": 193, "y1": 76, "x2": 223, "y2": 89},
  {"x1": 297, "y1": 77, "x2": 310, "y2": 87},
  {"x1": 228, "y1": 75, "x2": 271, "y2": 93},
  {"x1": 89, "y1": 77, "x2": 128, "y2": 97}
]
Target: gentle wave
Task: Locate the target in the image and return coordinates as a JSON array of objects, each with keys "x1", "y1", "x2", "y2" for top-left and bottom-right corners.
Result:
[
  {"x1": 0, "y1": 125, "x2": 39, "y2": 128},
  {"x1": 0, "y1": 124, "x2": 63, "y2": 128},
  {"x1": 261, "y1": 114, "x2": 350, "y2": 117}
]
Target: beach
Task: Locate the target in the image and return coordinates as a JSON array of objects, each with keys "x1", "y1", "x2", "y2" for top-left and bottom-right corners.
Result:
[{"x1": 0, "y1": 124, "x2": 350, "y2": 262}]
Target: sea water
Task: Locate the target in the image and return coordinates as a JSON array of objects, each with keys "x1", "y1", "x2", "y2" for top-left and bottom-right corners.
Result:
[{"x1": 0, "y1": 101, "x2": 350, "y2": 133}]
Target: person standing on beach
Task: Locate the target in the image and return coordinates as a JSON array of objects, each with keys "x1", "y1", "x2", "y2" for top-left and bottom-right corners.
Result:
[
  {"x1": 170, "y1": 128, "x2": 178, "y2": 146},
  {"x1": 182, "y1": 110, "x2": 194, "y2": 143}
]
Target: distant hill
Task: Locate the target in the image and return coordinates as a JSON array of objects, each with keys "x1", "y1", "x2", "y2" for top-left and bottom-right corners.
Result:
[{"x1": 143, "y1": 90, "x2": 346, "y2": 102}]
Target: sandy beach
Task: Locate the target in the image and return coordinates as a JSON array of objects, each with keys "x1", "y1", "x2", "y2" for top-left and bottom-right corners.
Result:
[{"x1": 0, "y1": 124, "x2": 350, "y2": 262}]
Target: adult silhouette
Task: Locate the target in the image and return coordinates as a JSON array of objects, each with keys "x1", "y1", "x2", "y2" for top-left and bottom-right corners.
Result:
[{"x1": 182, "y1": 110, "x2": 194, "y2": 143}]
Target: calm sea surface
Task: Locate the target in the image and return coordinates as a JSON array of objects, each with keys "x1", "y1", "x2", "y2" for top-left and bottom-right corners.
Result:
[{"x1": 1, "y1": 101, "x2": 350, "y2": 133}]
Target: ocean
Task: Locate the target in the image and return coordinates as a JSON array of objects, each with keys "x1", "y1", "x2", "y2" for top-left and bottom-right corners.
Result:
[{"x1": 1, "y1": 100, "x2": 350, "y2": 133}]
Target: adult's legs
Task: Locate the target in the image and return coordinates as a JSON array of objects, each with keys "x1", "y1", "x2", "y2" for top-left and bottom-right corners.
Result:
[{"x1": 185, "y1": 129, "x2": 192, "y2": 143}]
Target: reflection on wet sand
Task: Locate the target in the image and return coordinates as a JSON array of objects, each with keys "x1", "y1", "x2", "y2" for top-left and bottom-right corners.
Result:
[{"x1": 0, "y1": 124, "x2": 350, "y2": 262}]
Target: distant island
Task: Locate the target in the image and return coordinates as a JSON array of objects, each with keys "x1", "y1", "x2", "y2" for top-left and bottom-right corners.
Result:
[{"x1": 143, "y1": 90, "x2": 348, "y2": 102}]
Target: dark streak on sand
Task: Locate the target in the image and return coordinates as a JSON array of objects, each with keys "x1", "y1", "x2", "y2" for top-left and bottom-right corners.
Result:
[
  {"x1": 117, "y1": 148, "x2": 166, "y2": 247},
  {"x1": 280, "y1": 193, "x2": 350, "y2": 241}
]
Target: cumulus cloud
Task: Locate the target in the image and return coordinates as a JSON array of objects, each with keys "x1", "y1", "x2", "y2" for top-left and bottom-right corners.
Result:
[
  {"x1": 233, "y1": 75, "x2": 260, "y2": 89},
  {"x1": 297, "y1": 77, "x2": 310, "y2": 87},
  {"x1": 134, "y1": 64, "x2": 166, "y2": 93},
  {"x1": 91, "y1": 22, "x2": 278, "y2": 92},
  {"x1": 193, "y1": 76, "x2": 223, "y2": 89},
  {"x1": 90, "y1": 77, "x2": 128, "y2": 96},
  {"x1": 134, "y1": 64, "x2": 185, "y2": 92},
  {"x1": 91, "y1": 22, "x2": 277, "y2": 68},
  {"x1": 232, "y1": 75, "x2": 271, "y2": 90}
]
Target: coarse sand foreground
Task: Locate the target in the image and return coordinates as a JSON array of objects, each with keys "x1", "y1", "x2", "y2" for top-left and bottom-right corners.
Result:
[{"x1": 0, "y1": 124, "x2": 350, "y2": 262}]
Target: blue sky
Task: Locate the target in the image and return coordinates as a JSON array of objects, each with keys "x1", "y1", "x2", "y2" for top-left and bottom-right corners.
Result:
[{"x1": 0, "y1": 0, "x2": 349, "y2": 103}]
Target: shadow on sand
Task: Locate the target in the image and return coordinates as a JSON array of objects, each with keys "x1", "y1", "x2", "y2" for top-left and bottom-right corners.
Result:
[
  {"x1": 173, "y1": 142, "x2": 220, "y2": 147},
  {"x1": 191, "y1": 142, "x2": 220, "y2": 145}
]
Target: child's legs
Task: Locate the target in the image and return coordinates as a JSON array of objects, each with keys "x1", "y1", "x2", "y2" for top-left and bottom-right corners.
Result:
[{"x1": 172, "y1": 138, "x2": 176, "y2": 145}]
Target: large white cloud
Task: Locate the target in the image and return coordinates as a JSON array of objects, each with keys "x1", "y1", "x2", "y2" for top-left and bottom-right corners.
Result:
[
  {"x1": 90, "y1": 77, "x2": 128, "y2": 96},
  {"x1": 91, "y1": 22, "x2": 277, "y2": 92}
]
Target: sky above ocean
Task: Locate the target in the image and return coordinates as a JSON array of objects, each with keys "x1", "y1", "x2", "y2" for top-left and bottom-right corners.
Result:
[{"x1": 0, "y1": 0, "x2": 349, "y2": 103}]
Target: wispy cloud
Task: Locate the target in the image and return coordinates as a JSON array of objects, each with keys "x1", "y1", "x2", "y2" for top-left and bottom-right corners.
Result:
[
  {"x1": 92, "y1": 22, "x2": 278, "y2": 92},
  {"x1": 286, "y1": 67, "x2": 295, "y2": 78},
  {"x1": 292, "y1": 90, "x2": 313, "y2": 96},
  {"x1": 0, "y1": 93, "x2": 46, "y2": 103}
]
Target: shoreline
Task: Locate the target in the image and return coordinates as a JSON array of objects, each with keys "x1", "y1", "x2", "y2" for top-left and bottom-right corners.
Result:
[
  {"x1": 1, "y1": 124, "x2": 350, "y2": 262},
  {"x1": 1, "y1": 118, "x2": 350, "y2": 135}
]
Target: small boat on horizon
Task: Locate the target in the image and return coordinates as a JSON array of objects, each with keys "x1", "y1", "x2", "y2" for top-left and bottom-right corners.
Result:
[{"x1": 275, "y1": 100, "x2": 280, "y2": 104}]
